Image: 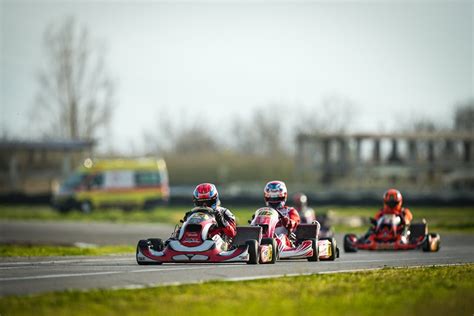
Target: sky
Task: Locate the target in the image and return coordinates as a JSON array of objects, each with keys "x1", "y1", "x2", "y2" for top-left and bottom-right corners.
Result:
[{"x1": 1, "y1": 0, "x2": 473, "y2": 153}]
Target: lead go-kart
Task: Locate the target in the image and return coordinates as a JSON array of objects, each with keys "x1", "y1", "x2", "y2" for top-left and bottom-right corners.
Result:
[
  {"x1": 250, "y1": 207, "x2": 339, "y2": 261},
  {"x1": 136, "y1": 207, "x2": 277, "y2": 265},
  {"x1": 343, "y1": 214, "x2": 441, "y2": 252}
]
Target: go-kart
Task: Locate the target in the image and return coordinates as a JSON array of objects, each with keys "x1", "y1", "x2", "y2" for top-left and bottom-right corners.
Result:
[
  {"x1": 136, "y1": 207, "x2": 277, "y2": 265},
  {"x1": 343, "y1": 214, "x2": 441, "y2": 252},
  {"x1": 250, "y1": 207, "x2": 339, "y2": 261}
]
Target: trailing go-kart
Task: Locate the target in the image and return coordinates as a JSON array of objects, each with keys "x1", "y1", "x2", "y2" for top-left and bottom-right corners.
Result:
[
  {"x1": 136, "y1": 207, "x2": 277, "y2": 265},
  {"x1": 343, "y1": 214, "x2": 441, "y2": 252},
  {"x1": 250, "y1": 207, "x2": 339, "y2": 261}
]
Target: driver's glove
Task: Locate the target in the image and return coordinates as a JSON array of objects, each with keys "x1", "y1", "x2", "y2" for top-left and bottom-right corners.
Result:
[{"x1": 214, "y1": 211, "x2": 225, "y2": 227}]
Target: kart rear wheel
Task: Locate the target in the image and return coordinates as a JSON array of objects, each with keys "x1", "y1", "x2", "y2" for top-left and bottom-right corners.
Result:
[
  {"x1": 308, "y1": 238, "x2": 319, "y2": 262},
  {"x1": 246, "y1": 240, "x2": 259, "y2": 265},
  {"x1": 147, "y1": 238, "x2": 164, "y2": 251},
  {"x1": 343, "y1": 234, "x2": 358, "y2": 253},
  {"x1": 260, "y1": 238, "x2": 278, "y2": 264},
  {"x1": 422, "y1": 233, "x2": 440, "y2": 252},
  {"x1": 79, "y1": 200, "x2": 93, "y2": 214},
  {"x1": 320, "y1": 237, "x2": 337, "y2": 261}
]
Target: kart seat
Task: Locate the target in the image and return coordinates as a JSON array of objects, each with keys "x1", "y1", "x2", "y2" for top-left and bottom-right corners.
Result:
[
  {"x1": 409, "y1": 222, "x2": 427, "y2": 241},
  {"x1": 295, "y1": 223, "x2": 320, "y2": 240},
  {"x1": 232, "y1": 226, "x2": 262, "y2": 247}
]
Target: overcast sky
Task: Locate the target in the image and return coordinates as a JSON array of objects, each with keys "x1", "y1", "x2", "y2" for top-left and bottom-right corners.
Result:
[{"x1": 1, "y1": 0, "x2": 472, "y2": 152}]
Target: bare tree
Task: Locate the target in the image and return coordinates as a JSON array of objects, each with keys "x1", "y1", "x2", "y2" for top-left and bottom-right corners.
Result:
[
  {"x1": 295, "y1": 95, "x2": 357, "y2": 135},
  {"x1": 33, "y1": 17, "x2": 115, "y2": 140},
  {"x1": 454, "y1": 99, "x2": 474, "y2": 132}
]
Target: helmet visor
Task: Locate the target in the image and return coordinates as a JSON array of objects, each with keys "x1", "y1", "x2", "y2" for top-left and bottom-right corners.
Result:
[{"x1": 385, "y1": 200, "x2": 400, "y2": 208}]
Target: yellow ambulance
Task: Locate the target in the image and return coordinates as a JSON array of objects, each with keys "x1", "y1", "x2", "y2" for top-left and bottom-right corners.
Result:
[{"x1": 52, "y1": 158, "x2": 169, "y2": 213}]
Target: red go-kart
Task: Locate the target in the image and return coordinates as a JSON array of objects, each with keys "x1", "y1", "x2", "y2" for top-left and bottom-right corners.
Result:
[
  {"x1": 136, "y1": 207, "x2": 277, "y2": 265},
  {"x1": 343, "y1": 214, "x2": 440, "y2": 252},
  {"x1": 250, "y1": 207, "x2": 339, "y2": 261}
]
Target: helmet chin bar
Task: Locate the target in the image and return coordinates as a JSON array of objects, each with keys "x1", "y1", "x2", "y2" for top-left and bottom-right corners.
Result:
[{"x1": 267, "y1": 201, "x2": 285, "y2": 209}]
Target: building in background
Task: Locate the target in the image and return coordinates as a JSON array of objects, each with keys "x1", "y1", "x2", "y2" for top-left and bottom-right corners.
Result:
[
  {"x1": 0, "y1": 140, "x2": 94, "y2": 196},
  {"x1": 296, "y1": 132, "x2": 474, "y2": 192}
]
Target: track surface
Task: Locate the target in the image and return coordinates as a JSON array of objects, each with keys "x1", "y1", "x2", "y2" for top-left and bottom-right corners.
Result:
[{"x1": 1, "y1": 221, "x2": 473, "y2": 296}]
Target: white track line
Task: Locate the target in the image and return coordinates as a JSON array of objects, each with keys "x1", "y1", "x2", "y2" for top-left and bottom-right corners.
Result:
[
  {"x1": 1, "y1": 255, "x2": 468, "y2": 282},
  {"x1": 0, "y1": 265, "x2": 240, "y2": 282}
]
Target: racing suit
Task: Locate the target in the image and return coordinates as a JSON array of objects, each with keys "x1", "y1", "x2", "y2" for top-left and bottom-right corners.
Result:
[
  {"x1": 374, "y1": 206, "x2": 413, "y2": 225},
  {"x1": 365, "y1": 206, "x2": 413, "y2": 242},
  {"x1": 208, "y1": 206, "x2": 237, "y2": 240},
  {"x1": 274, "y1": 206, "x2": 301, "y2": 247}
]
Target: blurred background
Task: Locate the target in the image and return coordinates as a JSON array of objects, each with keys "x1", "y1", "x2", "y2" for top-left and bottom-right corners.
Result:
[{"x1": 1, "y1": 0, "x2": 473, "y2": 208}]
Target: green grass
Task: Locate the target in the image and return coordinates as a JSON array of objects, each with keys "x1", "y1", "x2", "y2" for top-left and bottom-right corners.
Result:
[
  {"x1": 0, "y1": 264, "x2": 472, "y2": 316},
  {"x1": 0, "y1": 205, "x2": 473, "y2": 233},
  {"x1": 0, "y1": 244, "x2": 134, "y2": 257}
]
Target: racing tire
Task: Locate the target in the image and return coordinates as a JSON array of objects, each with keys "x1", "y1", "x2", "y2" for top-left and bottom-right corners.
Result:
[
  {"x1": 136, "y1": 240, "x2": 161, "y2": 265},
  {"x1": 343, "y1": 234, "x2": 358, "y2": 253},
  {"x1": 319, "y1": 237, "x2": 337, "y2": 261},
  {"x1": 147, "y1": 238, "x2": 164, "y2": 251},
  {"x1": 422, "y1": 233, "x2": 440, "y2": 252},
  {"x1": 245, "y1": 240, "x2": 259, "y2": 265},
  {"x1": 308, "y1": 238, "x2": 319, "y2": 262},
  {"x1": 79, "y1": 200, "x2": 93, "y2": 214},
  {"x1": 260, "y1": 238, "x2": 278, "y2": 264}
]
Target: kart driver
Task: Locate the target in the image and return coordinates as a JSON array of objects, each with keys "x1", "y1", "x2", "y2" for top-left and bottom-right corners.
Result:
[
  {"x1": 184, "y1": 183, "x2": 237, "y2": 241},
  {"x1": 375, "y1": 189, "x2": 413, "y2": 225},
  {"x1": 264, "y1": 180, "x2": 300, "y2": 245},
  {"x1": 292, "y1": 192, "x2": 316, "y2": 224},
  {"x1": 364, "y1": 189, "x2": 413, "y2": 241}
]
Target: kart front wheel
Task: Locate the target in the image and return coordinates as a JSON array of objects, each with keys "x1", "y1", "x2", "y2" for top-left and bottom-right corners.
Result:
[
  {"x1": 137, "y1": 240, "x2": 152, "y2": 265},
  {"x1": 308, "y1": 238, "x2": 319, "y2": 262},
  {"x1": 343, "y1": 234, "x2": 358, "y2": 253},
  {"x1": 147, "y1": 238, "x2": 164, "y2": 251},
  {"x1": 246, "y1": 240, "x2": 259, "y2": 265},
  {"x1": 260, "y1": 238, "x2": 278, "y2": 264},
  {"x1": 320, "y1": 237, "x2": 338, "y2": 261}
]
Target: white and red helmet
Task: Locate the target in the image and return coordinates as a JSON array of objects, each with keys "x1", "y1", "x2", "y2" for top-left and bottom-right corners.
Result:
[
  {"x1": 264, "y1": 180, "x2": 288, "y2": 208},
  {"x1": 193, "y1": 183, "x2": 220, "y2": 209}
]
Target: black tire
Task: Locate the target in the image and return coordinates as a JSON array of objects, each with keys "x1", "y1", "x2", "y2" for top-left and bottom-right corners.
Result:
[
  {"x1": 246, "y1": 240, "x2": 259, "y2": 264},
  {"x1": 260, "y1": 238, "x2": 278, "y2": 264},
  {"x1": 57, "y1": 206, "x2": 71, "y2": 214},
  {"x1": 344, "y1": 234, "x2": 358, "y2": 253},
  {"x1": 320, "y1": 237, "x2": 337, "y2": 261},
  {"x1": 430, "y1": 233, "x2": 441, "y2": 252},
  {"x1": 79, "y1": 200, "x2": 93, "y2": 214},
  {"x1": 147, "y1": 238, "x2": 164, "y2": 251},
  {"x1": 423, "y1": 233, "x2": 440, "y2": 252},
  {"x1": 308, "y1": 238, "x2": 319, "y2": 262}
]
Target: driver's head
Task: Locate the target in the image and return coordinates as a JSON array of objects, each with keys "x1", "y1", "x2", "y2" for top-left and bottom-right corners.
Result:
[
  {"x1": 383, "y1": 189, "x2": 402, "y2": 212},
  {"x1": 264, "y1": 180, "x2": 287, "y2": 209},
  {"x1": 193, "y1": 183, "x2": 220, "y2": 210},
  {"x1": 292, "y1": 193, "x2": 308, "y2": 211}
]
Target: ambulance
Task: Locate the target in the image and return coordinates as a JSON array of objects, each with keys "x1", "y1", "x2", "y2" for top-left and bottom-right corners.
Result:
[{"x1": 52, "y1": 158, "x2": 169, "y2": 213}]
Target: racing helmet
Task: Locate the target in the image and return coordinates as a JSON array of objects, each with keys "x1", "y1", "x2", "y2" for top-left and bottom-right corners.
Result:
[
  {"x1": 383, "y1": 189, "x2": 403, "y2": 210},
  {"x1": 264, "y1": 180, "x2": 288, "y2": 209},
  {"x1": 292, "y1": 193, "x2": 308, "y2": 211},
  {"x1": 193, "y1": 183, "x2": 220, "y2": 209}
]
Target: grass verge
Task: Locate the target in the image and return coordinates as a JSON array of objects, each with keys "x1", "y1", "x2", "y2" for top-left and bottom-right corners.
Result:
[
  {"x1": 0, "y1": 244, "x2": 134, "y2": 257},
  {"x1": 0, "y1": 264, "x2": 473, "y2": 316},
  {"x1": 0, "y1": 205, "x2": 473, "y2": 233}
]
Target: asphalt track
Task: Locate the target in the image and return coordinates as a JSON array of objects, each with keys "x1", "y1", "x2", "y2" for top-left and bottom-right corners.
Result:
[{"x1": 1, "y1": 221, "x2": 473, "y2": 296}]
